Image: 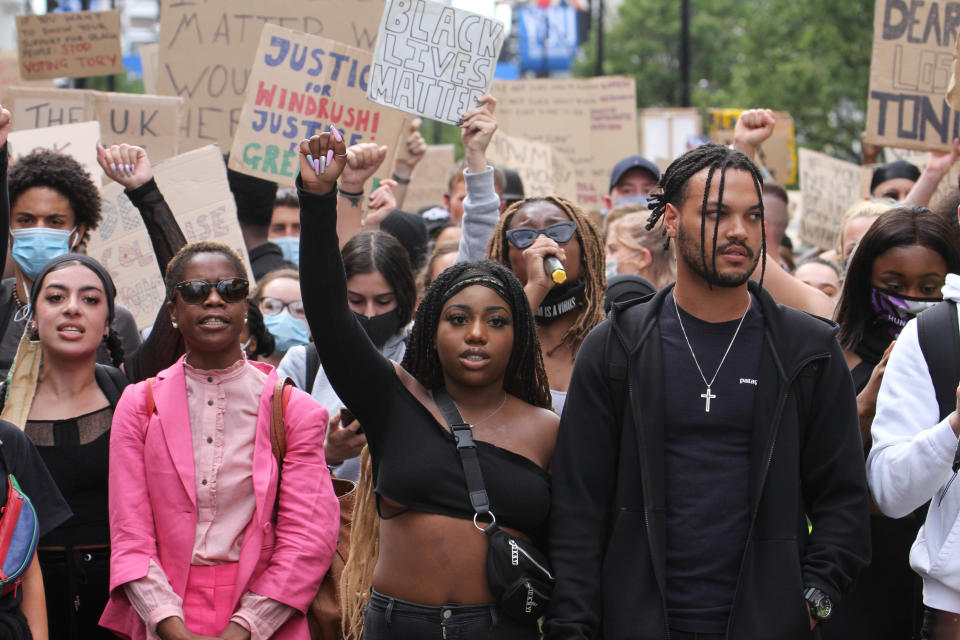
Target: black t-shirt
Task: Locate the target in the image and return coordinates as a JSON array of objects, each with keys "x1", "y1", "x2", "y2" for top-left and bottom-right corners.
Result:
[
  {"x1": 0, "y1": 420, "x2": 71, "y2": 614},
  {"x1": 660, "y1": 292, "x2": 763, "y2": 634}
]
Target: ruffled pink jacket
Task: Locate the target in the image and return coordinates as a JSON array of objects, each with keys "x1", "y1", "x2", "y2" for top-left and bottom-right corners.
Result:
[{"x1": 99, "y1": 357, "x2": 339, "y2": 639}]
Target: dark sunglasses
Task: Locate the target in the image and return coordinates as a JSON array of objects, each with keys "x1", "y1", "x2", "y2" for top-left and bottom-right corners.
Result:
[
  {"x1": 175, "y1": 278, "x2": 249, "y2": 305},
  {"x1": 505, "y1": 221, "x2": 577, "y2": 249}
]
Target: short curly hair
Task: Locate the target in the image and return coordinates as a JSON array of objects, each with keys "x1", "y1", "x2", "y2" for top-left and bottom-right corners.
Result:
[
  {"x1": 164, "y1": 241, "x2": 248, "y2": 302},
  {"x1": 8, "y1": 150, "x2": 102, "y2": 246}
]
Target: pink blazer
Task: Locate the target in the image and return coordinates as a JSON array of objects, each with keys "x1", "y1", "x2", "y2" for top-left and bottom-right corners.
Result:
[{"x1": 100, "y1": 357, "x2": 339, "y2": 639}]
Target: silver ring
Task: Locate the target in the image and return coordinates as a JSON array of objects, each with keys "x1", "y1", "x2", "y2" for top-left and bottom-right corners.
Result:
[{"x1": 473, "y1": 511, "x2": 496, "y2": 531}]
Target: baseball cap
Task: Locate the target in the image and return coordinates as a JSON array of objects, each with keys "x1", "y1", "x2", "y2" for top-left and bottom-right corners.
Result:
[{"x1": 609, "y1": 155, "x2": 661, "y2": 192}]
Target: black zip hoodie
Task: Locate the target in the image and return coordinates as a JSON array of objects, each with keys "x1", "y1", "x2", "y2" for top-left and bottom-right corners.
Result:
[{"x1": 544, "y1": 282, "x2": 871, "y2": 640}]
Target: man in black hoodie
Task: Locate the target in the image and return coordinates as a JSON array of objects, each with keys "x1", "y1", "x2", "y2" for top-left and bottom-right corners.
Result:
[{"x1": 544, "y1": 143, "x2": 870, "y2": 640}]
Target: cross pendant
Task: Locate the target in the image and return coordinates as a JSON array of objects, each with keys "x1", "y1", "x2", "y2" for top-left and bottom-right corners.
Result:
[{"x1": 701, "y1": 386, "x2": 716, "y2": 412}]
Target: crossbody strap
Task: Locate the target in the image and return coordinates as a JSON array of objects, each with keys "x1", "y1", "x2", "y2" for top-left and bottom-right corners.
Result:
[{"x1": 433, "y1": 387, "x2": 495, "y2": 529}]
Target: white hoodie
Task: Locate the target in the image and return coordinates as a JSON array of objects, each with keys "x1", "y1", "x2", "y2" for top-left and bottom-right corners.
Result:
[{"x1": 867, "y1": 272, "x2": 960, "y2": 613}]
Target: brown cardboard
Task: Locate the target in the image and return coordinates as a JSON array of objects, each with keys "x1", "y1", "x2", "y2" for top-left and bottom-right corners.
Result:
[
  {"x1": 402, "y1": 144, "x2": 454, "y2": 212},
  {"x1": 7, "y1": 120, "x2": 102, "y2": 184},
  {"x1": 798, "y1": 148, "x2": 866, "y2": 250},
  {"x1": 87, "y1": 145, "x2": 253, "y2": 329},
  {"x1": 865, "y1": 0, "x2": 959, "y2": 151},
  {"x1": 17, "y1": 10, "x2": 123, "y2": 80},
  {"x1": 492, "y1": 76, "x2": 638, "y2": 212},
  {"x1": 487, "y1": 131, "x2": 576, "y2": 200},
  {"x1": 228, "y1": 24, "x2": 408, "y2": 188},
  {"x1": 640, "y1": 108, "x2": 701, "y2": 167},
  {"x1": 707, "y1": 108, "x2": 797, "y2": 185},
  {"x1": 158, "y1": 0, "x2": 385, "y2": 152},
  {"x1": 9, "y1": 87, "x2": 184, "y2": 163},
  {"x1": 0, "y1": 50, "x2": 54, "y2": 105},
  {"x1": 367, "y1": 0, "x2": 505, "y2": 125},
  {"x1": 139, "y1": 43, "x2": 159, "y2": 96}
]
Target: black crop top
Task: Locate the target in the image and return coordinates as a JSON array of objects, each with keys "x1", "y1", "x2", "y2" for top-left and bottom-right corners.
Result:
[{"x1": 298, "y1": 184, "x2": 551, "y2": 536}]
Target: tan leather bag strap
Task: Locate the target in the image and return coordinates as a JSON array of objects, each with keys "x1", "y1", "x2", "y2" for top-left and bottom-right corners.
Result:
[{"x1": 271, "y1": 377, "x2": 294, "y2": 466}]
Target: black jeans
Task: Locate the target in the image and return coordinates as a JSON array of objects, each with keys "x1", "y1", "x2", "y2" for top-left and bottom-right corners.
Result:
[
  {"x1": 363, "y1": 589, "x2": 538, "y2": 639},
  {"x1": 921, "y1": 606, "x2": 960, "y2": 640}
]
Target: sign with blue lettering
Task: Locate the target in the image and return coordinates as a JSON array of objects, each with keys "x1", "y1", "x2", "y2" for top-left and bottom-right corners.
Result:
[
  {"x1": 367, "y1": 0, "x2": 505, "y2": 124},
  {"x1": 865, "y1": 0, "x2": 960, "y2": 151},
  {"x1": 516, "y1": 6, "x2": 578, "y2": 74},
  {"x1": 229, "y1": 23, "x2": 408, "y2": 187}
]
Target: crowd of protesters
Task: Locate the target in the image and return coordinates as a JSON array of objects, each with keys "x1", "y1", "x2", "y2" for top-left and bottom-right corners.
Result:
[{"x1": 0, "y1": 82, "x2": 957, "y2": 640}]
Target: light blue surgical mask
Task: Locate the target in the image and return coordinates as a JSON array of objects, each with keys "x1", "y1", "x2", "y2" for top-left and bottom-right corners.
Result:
[
  {"x1": 11, "y1": 227, "x2": 77, "y2": 281},
  {"x1": 273, "y1": 236, "x2": 300, "y2": 266},
  {"x1": 263, "y1": 310, "x2": 310, "y2": 355}
]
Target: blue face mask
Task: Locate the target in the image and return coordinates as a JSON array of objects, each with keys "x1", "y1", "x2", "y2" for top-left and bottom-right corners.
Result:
[
  {"x1": 263, "y1": 310, "x2": 310, "y2": 355},
  {"x1": 273, "y1": 236, "x2": 299, "y2": 266},
  {"x1": 11, "y1": 227, "x2": 77, "y2": 281}
]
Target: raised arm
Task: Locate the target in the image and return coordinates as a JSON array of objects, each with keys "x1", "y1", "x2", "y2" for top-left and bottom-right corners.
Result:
[
  {"x1": 97, "y1": 145, "x2": 187, "y2": 381},
  {"x1": 902, "y1": 138, "x2": 960, "y2": 207},
  {"x1": 456, "y1": 94, "x2": 501, "y2": 263},
  {"x1": 335, "y1": 142, "x2": 388, "y2": 248},
  {"x1": 297, "y1": 131, "x2": 397, "y2": 433},
  {"x1": 391, "y1": 118, "x2": 427, "y2": 209}
]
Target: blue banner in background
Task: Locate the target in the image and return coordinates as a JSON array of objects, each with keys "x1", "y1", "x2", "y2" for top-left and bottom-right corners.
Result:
[{"x1": 516, "y1": 6, "x2": 578, "y2": 74}]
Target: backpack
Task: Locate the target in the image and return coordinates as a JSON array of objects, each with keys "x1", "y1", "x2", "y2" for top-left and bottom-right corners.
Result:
[
  {"x1": 304, "y1": 344, "x2": 321, "y2": 393},
  {"x1": 916, "y1": 300, "x2": 960, "y2": 471},
  {"x1": 0, "y1": 441, "x2": 39, "y2": 596},
  {"x1": 144, "y1": 376, "x2": 356, "y2": 640}
]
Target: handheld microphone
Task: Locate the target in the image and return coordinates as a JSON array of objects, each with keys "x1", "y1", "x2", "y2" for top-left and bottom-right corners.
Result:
[{"x1": 543, "y1": 255, "x2": 567, "y2": 284}]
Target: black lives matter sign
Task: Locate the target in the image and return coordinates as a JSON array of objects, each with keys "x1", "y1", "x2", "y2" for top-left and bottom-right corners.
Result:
[{"x1": 866, "y1": 0, "x2": 960, "y2": 151}]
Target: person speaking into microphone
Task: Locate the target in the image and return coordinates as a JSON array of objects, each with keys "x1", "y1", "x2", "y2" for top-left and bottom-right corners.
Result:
[{"x1": 488, "y1": 197, "x2": 608, "y2": 414}]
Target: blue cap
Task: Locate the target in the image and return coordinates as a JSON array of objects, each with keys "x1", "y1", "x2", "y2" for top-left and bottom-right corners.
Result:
[{"x1": 609, "y1": 155, "x2": 661, "y2": 192}]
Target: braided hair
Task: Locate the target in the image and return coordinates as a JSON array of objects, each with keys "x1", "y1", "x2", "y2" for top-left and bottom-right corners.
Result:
[
  {"x1": 646, "y1": 143, "x2": 766, "y2": 287},
  {"x1": 104, "y1": 328, "x2": 125, "y2": 368},
  {"x1": 486, "y1": 196, "x2": 607, "y2": 357},
  {"x1": 401, "y1": 260, "x2": 552, "y2": 410}
]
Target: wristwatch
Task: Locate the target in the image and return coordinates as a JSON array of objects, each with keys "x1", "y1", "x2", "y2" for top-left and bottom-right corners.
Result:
[{"x1": 803, "y1": 587, "x2": 833, "y2": 622}]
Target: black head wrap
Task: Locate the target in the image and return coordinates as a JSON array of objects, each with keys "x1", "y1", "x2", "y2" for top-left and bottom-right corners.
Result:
[
  {"x1": 870, "y1": 159, "x2": 921, "y2": 194},
  {"x1": 439, "y1": 268, "x2": 510, "y2": 308}
]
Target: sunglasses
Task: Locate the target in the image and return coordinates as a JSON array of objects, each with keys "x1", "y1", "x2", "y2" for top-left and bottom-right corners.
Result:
[
  {"x1": 505, "y1": 221, "x2": 577, "y2": 249},
  {"x1": 175, "y1": 278, "x2": 249, "y2": 305},
  {"x1": 258, "y1": 296, "x2": 306, "y2": 320}
]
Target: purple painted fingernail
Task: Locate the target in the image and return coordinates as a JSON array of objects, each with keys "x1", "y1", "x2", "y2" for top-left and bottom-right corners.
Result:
[
  {"x1": 110, "y1": 162, "x2": 117, "y2": 173},
  {"x1": 313, "y1": 158, "x2": 320, "y2": 175},
  {"x1": 329, "y1": 125, "x2": 342, "y2": 143},
  {"x1": 326, "y1": 149, "x2": 334, "y2": 166}
]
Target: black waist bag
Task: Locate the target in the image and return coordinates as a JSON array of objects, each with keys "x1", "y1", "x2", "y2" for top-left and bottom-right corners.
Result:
[{"x1": 435, "y1": 388, "x2": 555, "y2": 622}]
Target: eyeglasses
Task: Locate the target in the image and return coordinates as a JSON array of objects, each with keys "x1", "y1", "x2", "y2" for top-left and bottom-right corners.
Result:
[
  {"x1": 174, "y1": 278, "x2": 249, "y2": 305},
  {"x1": 504, "y1": 221, "x2": 577, "y2": 249},
  {"x1": 258, "y1": 296, "x2": 306, "y2": 320}
]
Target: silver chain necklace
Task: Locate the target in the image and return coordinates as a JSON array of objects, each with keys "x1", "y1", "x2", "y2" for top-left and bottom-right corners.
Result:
[
  {"x1": 674, "y1": 295, "x2": 750, "y2": 413},
  {"x1": 454, "y1": 393, "x2": 508, "y2": 428}
]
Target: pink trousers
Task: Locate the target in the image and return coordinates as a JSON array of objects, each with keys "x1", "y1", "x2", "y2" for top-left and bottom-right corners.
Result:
[{"x1": 182, "y1": 563, "x2": 240, "y2": 636}]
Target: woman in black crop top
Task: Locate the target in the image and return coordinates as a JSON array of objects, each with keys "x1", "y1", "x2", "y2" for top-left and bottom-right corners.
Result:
[{"x1": 298, "y1": 132, "x2": 559, "y2": 639}]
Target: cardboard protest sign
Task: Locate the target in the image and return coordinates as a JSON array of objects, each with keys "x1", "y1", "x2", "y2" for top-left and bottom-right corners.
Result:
[
  {"x1": 9, "y1": 87, "x2": 183, "y2": 162},
  {"x1": 158, "y1": 0, "x2": 385, "y2": 153},
  {"x1": 487, "y1": 131, "x2": 576, "y2": 200},
  {"x1": 7, "y1": 121, "x2": 102, "y2": 184},
  {"x1": 707, "y1": 108, "x2": 797, "y2": 185},
  {"x1": 228, "y1": 24, "x2": 408, "y2": 187},
  {"x1": 367, "y1": 0, "x2": 505, "y2": 124},
  {"x1": 798, "y1": 148, "x2": 866, "y2": 250},
  {"x1": 139, "y1": 43, "x2": 159, "y2": 96},
  {"x1": 640, "y1": 108, "x2": 701, "y2": 169},
  {"x1": 866, "y1": 0, "x2": 959, "y2": 151},
  {"x1": 17, "y1": 10, "x2": 123, "y2": 80},
  {"x1": 401, "y1": 144, "x2": 454, "y2": 212},
  {"x1": 0, "y1": 50, "x2": 54, "y2": 105},
  {"x1": 87, "y1": 145, "x2": 253, "y2": 329},
  {"x1": 492, "y1": 76, "x2": 638, "y2": 210}
]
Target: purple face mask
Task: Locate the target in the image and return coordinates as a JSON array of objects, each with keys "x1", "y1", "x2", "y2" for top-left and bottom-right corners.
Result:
[{"x1": 870, "y1": 287, "x2": 941, "y2": 338}]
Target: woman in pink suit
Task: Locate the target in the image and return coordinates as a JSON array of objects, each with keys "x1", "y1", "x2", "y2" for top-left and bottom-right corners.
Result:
[{"x1": 100, "y1": 241, "x2": 340, "y2": 640}]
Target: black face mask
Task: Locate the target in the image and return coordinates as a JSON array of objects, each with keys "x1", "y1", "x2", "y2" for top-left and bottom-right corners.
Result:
[
  {"x1": 355, "y1": 309, "x2": 404, "y2": 348},
  {"x1": 535, "y1": 281, "x2": 586, "y2": 325}
]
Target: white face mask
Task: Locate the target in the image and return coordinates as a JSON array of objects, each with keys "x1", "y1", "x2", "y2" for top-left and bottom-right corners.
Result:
[{"x1": 605, "y1": 251, "x2": 642, "y2": 280}]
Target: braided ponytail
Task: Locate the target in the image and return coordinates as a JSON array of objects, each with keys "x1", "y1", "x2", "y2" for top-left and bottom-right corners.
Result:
[{"x1": 104, "y1": 327, "x2": 125, "y2": 368}]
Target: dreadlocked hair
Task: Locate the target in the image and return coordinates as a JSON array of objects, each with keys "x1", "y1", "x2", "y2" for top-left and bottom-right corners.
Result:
[
  {"x1": 340, "y1": 447, "x2": 376, "y2": 640},
  {"x1": 401, "y1": 260, "x2": 552, "y2": 409},
  {"x1": 486, "y1": 196, "x2": 607, "y2": 358},
  {"x1": 104, "y1": 328, "x2": 125, "y2": 368},
  {"x1": 645, "y1": 142, "x2": 767, "y2": 286}
]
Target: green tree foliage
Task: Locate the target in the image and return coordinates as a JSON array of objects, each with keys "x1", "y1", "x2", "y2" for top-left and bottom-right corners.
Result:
[{"x1": 577, "y1": 0, "x2": 874, "y2": 161}]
